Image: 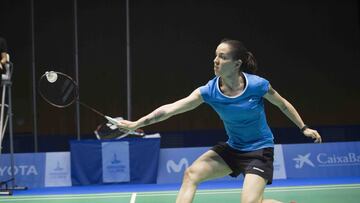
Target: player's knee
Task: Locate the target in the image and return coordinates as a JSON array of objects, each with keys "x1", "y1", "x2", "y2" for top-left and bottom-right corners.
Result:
[{"x1": 183, "y1": 167, "x2": 202, "y2": 185}]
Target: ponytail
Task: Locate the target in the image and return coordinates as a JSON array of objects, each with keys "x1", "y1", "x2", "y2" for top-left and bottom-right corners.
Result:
[
  {"x1": 241, "y1": 51, "x2": 257, "y2": 74},
  {"x1": 220, "y1": 38, "x2": 258, "y2": 74}
]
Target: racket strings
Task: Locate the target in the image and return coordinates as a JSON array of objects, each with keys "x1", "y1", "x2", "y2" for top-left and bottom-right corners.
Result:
[
  {"x1": 94, "y1": 122, "x2": 130, "y2": 140},
  {"x1": 61, "y1": 79, "x2": 76, "y2": 103},
  {"x1": 39, "y1": 73, "x2": 77, "y2": 107}
]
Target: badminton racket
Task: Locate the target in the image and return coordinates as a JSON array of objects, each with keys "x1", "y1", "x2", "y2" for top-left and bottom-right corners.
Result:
[{"x1": 38, "y1": 71, "x2": 144, "y2": 139}]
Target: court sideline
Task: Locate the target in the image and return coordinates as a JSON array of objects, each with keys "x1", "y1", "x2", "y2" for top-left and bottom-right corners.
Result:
[{"x1": 1, "y1": 177, "x2": 359, "y2": 203}]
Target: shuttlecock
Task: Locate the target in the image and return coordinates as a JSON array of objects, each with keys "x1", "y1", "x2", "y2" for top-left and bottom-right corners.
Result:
[{"x1": 46, "y1": 71, "x2": 58, "y2": 83}]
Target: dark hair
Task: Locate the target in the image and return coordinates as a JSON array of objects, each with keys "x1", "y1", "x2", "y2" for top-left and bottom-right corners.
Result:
[{"x1": 220, "y1": 38, "x2": 257, "y2": 74}]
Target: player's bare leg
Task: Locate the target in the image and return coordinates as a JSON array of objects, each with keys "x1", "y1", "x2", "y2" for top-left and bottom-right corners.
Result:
[
  {"x1": 175, "y1": 150, "x2": 232, "y2": 203},
  {"x1": 242, "y1": 173, "x2": 283, "y2": 203}
]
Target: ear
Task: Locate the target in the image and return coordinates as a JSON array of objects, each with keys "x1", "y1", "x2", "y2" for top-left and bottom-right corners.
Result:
[{"x1": 236, "y1": 59, "x2": 242, "y2": 67}]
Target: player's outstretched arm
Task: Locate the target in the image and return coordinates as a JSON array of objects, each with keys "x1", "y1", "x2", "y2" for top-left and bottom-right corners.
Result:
[
  {"x1": 117, "y1": 88, "x2": 203, "y2": 131},
  {"x1": 263, "y1": 85, "x2": 322, "y2": 143}
]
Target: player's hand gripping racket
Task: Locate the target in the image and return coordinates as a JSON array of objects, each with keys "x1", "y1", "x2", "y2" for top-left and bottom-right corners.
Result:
[
  {"x1": 94, "y1": 117, "x2": 144, "y2": 140},
  {"x1": 38, "y1": 71, "x2": 144, "y2": 140}
]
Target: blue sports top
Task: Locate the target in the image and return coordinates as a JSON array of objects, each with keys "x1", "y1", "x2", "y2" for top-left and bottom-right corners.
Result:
[{"x1": 199, "y1": 72, "x2": 274, "y2": 151}]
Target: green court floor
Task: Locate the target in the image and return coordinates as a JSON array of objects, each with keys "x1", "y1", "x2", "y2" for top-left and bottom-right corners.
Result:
[{"x1": 1, "y1": 184, "x2": 359, "y2": 203}]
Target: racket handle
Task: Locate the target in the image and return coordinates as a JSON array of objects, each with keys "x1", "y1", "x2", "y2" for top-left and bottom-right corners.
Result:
[
  {"x1": 130, "y1": 131, "x2": 145, "y2": 136},
  {"x1": 105, "y1": 116, "x2": 119, "y2": 125},
  {"x1": 105, "y1": 116, "x2": 144, "y2": 137}
]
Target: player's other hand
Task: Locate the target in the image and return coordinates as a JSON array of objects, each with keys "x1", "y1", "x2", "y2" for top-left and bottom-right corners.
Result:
[{"x1": 303, "y1": 128, "x2": 322, "y2": 143}]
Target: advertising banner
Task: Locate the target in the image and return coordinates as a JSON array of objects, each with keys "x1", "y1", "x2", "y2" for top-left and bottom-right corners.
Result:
[
  {"x1": 282, "y1": 142, "x2": 360, "y2": 178},
  {"x1": 0, "y1": 152, "x2": 71, "y2": 188},
  {"x1": 157, "y1": 145, "x2": 286, "y2": 184}
]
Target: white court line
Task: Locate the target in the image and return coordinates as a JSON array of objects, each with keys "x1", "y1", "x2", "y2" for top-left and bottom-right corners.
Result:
[
  {"x1": 130, "y1": 193, "x2": 137, "y2": 203},
  {"x1": 133, "y1": 185, "x2": 360, "y2": 197},
  {"x1": 0, "y1": 194, "x2": 131, "y2": 202},
  {"x1": 0, "y1": 184, "x2": 359, "y2": 202},
  {"x1": 129, "y1": 184, "x2": 360, "y2": 195}
]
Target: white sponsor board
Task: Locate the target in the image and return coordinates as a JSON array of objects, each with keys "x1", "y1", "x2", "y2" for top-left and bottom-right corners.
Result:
[
  {"x1": 45, "y1": 152, "x2": 72, "y2": 187},
  {"x1": 102, "y1": 142, "x2": 130, "y2": 183}
]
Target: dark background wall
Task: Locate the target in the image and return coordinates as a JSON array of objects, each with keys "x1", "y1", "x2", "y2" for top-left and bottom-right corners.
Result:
[{"x1": 0, "y1": 0, "x2": 359, "y2": 149}]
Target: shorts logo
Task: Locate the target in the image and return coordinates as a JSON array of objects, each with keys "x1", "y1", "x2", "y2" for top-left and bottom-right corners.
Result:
[{"x1": 252, "y1": 167, "x2": 264, "y2": 173}]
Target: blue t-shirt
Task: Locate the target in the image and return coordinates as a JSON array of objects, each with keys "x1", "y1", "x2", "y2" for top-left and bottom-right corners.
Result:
[{"x1": 199, "y1": 72, "x2": 274, "y2": 151}]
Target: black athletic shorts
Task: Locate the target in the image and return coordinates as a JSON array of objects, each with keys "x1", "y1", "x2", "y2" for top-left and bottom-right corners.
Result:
[{"x1": 211, "y1": 142, "x2": 274, "y2": 184}]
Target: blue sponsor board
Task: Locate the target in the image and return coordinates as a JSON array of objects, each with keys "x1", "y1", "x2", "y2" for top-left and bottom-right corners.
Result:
[
  {"x1": 282, "y1": 142, "x2": 360, "y2": 178},
  {"x1": 0, "y1": 153, "x2": 45, "y2": 188},
  {"x1": 71, "y1": 137, "x2": 160, "y2": 185},
  {"x1": 157, "y1": 147, "x2": 208, "y2": 184},
  {"x1": 157, "y1": 147, "x2": 243, "y2": 184},
  {"x1": 0, "y1": 152, "x2": 71, "y2": 188},
  {"x1": 2, "y1": 141, "x2": 358, "y2": 188},
  {"x1": 156, "y1": 145, "x2": 287, "y2": 184}
]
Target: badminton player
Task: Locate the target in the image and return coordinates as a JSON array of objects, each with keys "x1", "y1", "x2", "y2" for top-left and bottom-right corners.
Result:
[{"x1": 117, "y1": 39, "x2": 322, "y2": 203}]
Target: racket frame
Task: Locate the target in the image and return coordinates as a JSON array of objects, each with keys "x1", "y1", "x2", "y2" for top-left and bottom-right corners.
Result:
[
  {"x1": 38, "y1": 71, "x2": 142, "y2": 140},
  {"x1": 38, "y1": 71, "x2": 78, "y2": 108},
  {"x1": 38, "y1": 71, "x2": 105, "y2": 117}
]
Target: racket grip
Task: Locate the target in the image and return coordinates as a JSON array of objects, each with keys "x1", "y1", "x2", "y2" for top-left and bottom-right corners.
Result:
[
  {"x1": 130, "y1": 131, "x2": 145, "y2": 136},
  {"x1": 105, "y1": 116, "x2": 119, "y2": 125}
]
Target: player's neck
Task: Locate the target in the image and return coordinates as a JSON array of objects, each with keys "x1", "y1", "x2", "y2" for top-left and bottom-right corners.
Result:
[{"x1": 220, "y1": 72, "x2": 245, "y2": 91}]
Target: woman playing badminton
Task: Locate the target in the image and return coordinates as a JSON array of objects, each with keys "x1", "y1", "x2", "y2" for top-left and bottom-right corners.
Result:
[{"x1": 117, "y1": 39, "x2": 322, "y2": 203}]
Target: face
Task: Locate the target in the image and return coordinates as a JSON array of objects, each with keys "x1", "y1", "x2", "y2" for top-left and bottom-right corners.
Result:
[{"x1": 213, "y1": 43, "x2": 241, "y2": 77}]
